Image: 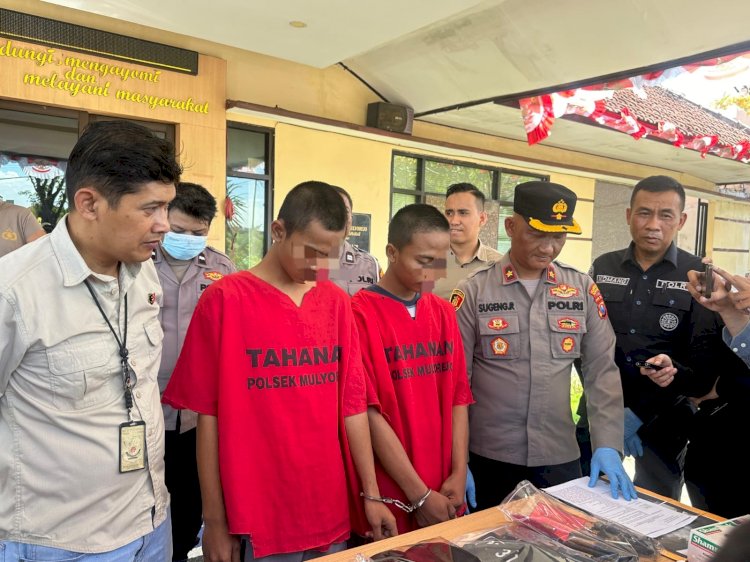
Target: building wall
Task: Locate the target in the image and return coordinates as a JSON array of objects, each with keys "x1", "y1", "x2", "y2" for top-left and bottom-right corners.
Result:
[
  {"x1": 711, "y1": 199, "x2": 750, "y2": 276},
  {"x1": 3, "y1": 0, "x2": 746, "y2": 267},
  {"x1": 0, "y1": 31, "x2": 227, "y2": 248}
]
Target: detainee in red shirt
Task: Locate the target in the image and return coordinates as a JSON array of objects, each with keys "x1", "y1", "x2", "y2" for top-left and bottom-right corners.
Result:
[
  {"x1": 163, "y1": 181, "x2": 396, "y2": 562},
  {"x1": 351, "y1": 204, "x2": 473, "y2": 534}
]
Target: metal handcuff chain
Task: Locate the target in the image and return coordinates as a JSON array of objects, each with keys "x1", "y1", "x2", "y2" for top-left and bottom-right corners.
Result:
[{"x1": 360, "y1": 489, "x2": 432, "y2": 514}]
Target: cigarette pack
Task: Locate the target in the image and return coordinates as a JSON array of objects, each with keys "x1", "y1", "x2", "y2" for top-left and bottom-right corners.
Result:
[{"x1": 688, "y1": 514, "x2": 749, "y2": 561}]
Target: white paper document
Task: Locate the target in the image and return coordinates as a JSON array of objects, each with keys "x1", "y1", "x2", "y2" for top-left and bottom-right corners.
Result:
[{"x1": 544, "y1": 477, "x2": 697, "y2": 538}]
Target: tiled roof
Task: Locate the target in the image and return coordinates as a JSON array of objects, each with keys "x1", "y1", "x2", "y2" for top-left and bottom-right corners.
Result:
[{"x1": 604, "y1": 86, "x2": 750, "y2": 145}]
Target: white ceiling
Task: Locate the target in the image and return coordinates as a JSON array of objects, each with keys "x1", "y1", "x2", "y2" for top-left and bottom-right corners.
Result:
[{"x1": 42, "y1": 0, "x2": 750, "y2": 184}]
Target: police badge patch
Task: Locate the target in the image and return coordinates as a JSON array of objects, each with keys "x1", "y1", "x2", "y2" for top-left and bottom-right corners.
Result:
[
  {"x1": 557, "y1": 317, "x2": 580, "y2": 330},
  {"x1": 589, "y1": 283, "x2": 608, "y2": 319},
  {"x1": 450, "y1": 289, "x2": 465, "y2": 311},
  {"x1": 550, "y1": 284, "x2": 579, "y2": 298},
  {"x1": 487, "y1": 317, "x2": 509, "y2": 331},
  {"x1": 491, "y1": 337, "x2": 509, "y2": 356},
  {"x1": 561, "y1": 336, "x2": 575, "y2": 353},
  {"x1": 659, "y1": 312, "x2": 679, "y2": 331}
]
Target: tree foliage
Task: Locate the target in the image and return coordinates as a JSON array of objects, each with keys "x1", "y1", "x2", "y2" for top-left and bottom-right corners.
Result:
[
  {"x1": 25, "y1": 176, "x2": 68, "y2": 232},
  {"x1": 715, "y1": 86, "x2": 750, "y2": 113}
]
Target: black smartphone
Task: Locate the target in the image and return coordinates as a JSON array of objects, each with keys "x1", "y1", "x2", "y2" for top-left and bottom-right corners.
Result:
[
  {"x1": 703, "y1": 263, "x2": 714, "y2": 298},
  {"x1": 635, "y1": 360, "x2": 661, "y2": 370}
]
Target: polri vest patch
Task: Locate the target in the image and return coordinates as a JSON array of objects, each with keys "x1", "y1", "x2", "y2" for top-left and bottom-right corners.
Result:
[
  {"x1": 550, "y1": 284, "x2": 579, "y2": 298},
  {"x1": 589, "y1": 282, "x2": 608, "y2": 319},
  {"x1": 204, "y1": 271, "x2": 224, "y2": 281},
  {"x1": 450, "y1": 289, "x2": 465, "y2": 311},
  {"x1": 487, "y1": 317, "x2": 509, "y2": 331},
  {"x1": 557, "y1": 317, "x2": 580, "y2": 330},
  {"x1": 561, "y1": 336, "x2": 575, "y2": 353},
  {"x1": 659, "y1": 312, "x2": 679, "y2": 331}
]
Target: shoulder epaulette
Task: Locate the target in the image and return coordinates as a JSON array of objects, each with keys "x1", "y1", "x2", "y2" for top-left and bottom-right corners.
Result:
[
  {"x1": 466, "y1": 261, "x2": 496, "y2": 279},
  {"x1": 554, "y1": 260, "x2": 585, "y2": 275}
]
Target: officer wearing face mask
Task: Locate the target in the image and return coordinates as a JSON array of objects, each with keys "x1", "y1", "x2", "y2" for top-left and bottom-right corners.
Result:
[{"x1": 153, "y1": 181, "x2": 236, "y2": 562}]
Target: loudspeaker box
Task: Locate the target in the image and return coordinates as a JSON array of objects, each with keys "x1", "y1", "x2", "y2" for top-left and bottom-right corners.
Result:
[{"x1": 366, "y1": 102, "x2": 414, "y2": 134}]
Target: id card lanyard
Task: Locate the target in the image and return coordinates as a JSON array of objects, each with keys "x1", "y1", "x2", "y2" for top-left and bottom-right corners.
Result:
[{"x1": 84, "y1": 279, "x2": 146, "y2": 472}]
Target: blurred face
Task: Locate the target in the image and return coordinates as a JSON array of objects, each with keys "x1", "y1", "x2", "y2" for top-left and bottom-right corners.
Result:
[
  {"x1": 387, "y1": 230, "x2": 450, "y2": 294},
  {"x1": 506, "y1": 215, "x2": 566, "y2": 277},
  {"x1": 444, "y1": 192, "x2": 487, "y2": 247},
  {"x1": 167, "y1": 208, "x2": 210, "y2": 236},
  {"x1": 95, "y1": 181, "x2": 174, "y2": 264},
  {"x1": 626, "y1": 190, "x2": 686, "y2": 259},
  {"x1": 273, "y1": 218, "x2": 345, "y2": 284}
]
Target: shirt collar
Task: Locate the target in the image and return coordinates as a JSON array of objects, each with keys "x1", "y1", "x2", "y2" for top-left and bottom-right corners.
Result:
[
  {"x1": 623, "y1": 241, "x2": 678, "y2": 268},
  {"x1": 475, "y1": 241, "x2": 497, "y2": 263},
  {"x1": 451, "y1": 240, "x2": 492, "y2": 265},
  {"x1": 50, "y1": 215, "x2": 141, "y2": 288},
  {"x1": 499, "y1": 253, "x2": 557, "y2": 285}
]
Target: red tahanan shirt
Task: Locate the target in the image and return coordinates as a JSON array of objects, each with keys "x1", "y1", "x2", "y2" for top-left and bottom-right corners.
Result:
[{"x1": 163, "y1": 273, "x2": 366, "y2": 557}]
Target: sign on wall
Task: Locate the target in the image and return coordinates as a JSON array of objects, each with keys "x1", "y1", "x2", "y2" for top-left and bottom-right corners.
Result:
[{"x1": 348, "y1": 213, "x2": 371, "y2": 253}]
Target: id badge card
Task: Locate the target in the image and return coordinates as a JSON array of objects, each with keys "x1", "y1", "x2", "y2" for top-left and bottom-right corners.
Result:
[{"x1": 119, "y1": 420, "x2": 146, "y2": 473}]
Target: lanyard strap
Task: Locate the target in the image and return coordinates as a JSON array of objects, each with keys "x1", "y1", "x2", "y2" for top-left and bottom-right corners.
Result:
[{"x1": 83, "y1": 279, "x2": 133, "y2": 416}]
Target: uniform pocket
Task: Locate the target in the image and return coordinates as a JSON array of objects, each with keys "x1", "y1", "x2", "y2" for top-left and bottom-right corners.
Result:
[
  {"x1": 144, "y1": 317, "x2": 164, "y2": 347},
  {"x1": 599, "y1": 284, "x2": 628, "y2": 303},
  {"x1": 548, "y1": 314, "x2": 587, "y2": 359},
  {"x1": 46, "y1": 334, "x2": 112, "y2": 409},
  {"x1": 650, "y1": 290, "x2": 691, "y2": 334},
  {"x1": 479, "y1": 313, "x2": 520, "y2": 359}
]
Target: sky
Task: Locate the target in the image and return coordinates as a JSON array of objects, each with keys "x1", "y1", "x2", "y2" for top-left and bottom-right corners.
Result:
[
  {"x1": 0, "y1": 161, "x2": 36, "y2": 207},
  {"x1": 662, "y1": 54, "x2": 750, "y2": 120}
]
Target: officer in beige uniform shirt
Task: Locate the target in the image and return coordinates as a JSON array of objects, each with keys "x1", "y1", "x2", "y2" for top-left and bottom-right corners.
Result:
[
  {"x1": 454, "y1": 181, "x2": 635, "y2": 510},
  {"x1": 433, "y1": 183, "x2": 502, "y2": 300},
  {"x1": 153, "y1": 182, "x2": 235, "y2": 562},
  {"x1": 0, "y1": 121, "x2": 180, "y2": 560},
  {"x1": 0, "y1": 197, "x2": 45, "y2": 258}
]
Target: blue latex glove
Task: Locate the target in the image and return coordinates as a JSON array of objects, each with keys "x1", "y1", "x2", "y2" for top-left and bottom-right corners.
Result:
[
  {"x1": 588, "y1": 447, "x2": 637, "y2": 500},
  {"x1": 464, "y1": 467, "x2": 477, "y2": 513},
  {"x1": 623, "y1": 407, "x2": 644, "y2": 458}
]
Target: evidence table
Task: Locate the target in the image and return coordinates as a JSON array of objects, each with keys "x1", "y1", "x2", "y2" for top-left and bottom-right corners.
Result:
[{"x1": 317, "y1": 489, "x2": 723, "y2": 562}]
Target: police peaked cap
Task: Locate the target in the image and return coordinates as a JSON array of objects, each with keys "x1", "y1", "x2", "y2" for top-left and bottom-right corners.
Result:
[{"x1": 513, "y1": 181, "x2": 582, "y2": 235}]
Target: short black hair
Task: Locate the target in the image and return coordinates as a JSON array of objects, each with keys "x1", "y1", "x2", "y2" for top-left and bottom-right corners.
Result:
[
  {"x1": 66, "y1": 120, "x2": 181, "y2": 207},
  {"x1": 388, "y1": 204, "x2": 449, "y2": 249},
  {"x1": 330, "y1": 185, "x2": 353, "y2": 210},
  {"x1": 446, "y1": 182, "x2": 486, "y2": 208},
  {"x1": 278, "y1": 181, "x2": 347, "y2": 234},
  {"x1": 630, "y1": 175, "x2": 686, "y2": 211},
  {"x1": 169, "y1": 182, "x2": 217, "y2": 224}
]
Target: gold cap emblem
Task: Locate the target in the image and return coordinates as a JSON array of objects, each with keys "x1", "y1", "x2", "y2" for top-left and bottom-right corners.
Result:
[{"x1": 551, "y1": 199, "x2": 568, "y2": 220}]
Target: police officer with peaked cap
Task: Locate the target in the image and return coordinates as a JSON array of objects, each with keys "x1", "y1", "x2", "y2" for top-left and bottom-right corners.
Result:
[{"x1": 453, "y1": 181, "x2": 636, "y2": 508}]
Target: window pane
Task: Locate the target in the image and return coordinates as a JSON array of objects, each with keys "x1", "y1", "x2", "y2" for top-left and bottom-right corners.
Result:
[
  {"x1": 425, "y1": 194, "x2": 445, "y2": 213},
  {"x1": 226, "y1": 177, "x2": 266, "y2": 269},
  {"x1": 490, "y1": 203, "x2": 514, "y2": 254},
  {"x1": 424, "y1": 161, "x2": 492, "y2": 197},
  {"x1": 393, "y1": 155, "x2": 418, "y2": 191},
  {"x1": 499, "y1": 172, "x2": 541, "y2": 202},
  {"x1": 391, "y1": 192, "x2": 418, "y2": 218},
  {"x1": 227, "y1": 128, "x2": 266, "y2": 175},
  {"x1": 0, "y1": 109, "x2": 77, "y2": 232}
]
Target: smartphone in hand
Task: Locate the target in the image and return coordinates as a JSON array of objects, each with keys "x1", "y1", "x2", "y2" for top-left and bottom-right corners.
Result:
[
  {"x1": 635, "y1": 360, "x2": 661, "y2": 370},
  {"x1": 703, "y1": 263, "x2": 714, "y2": 298}
]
